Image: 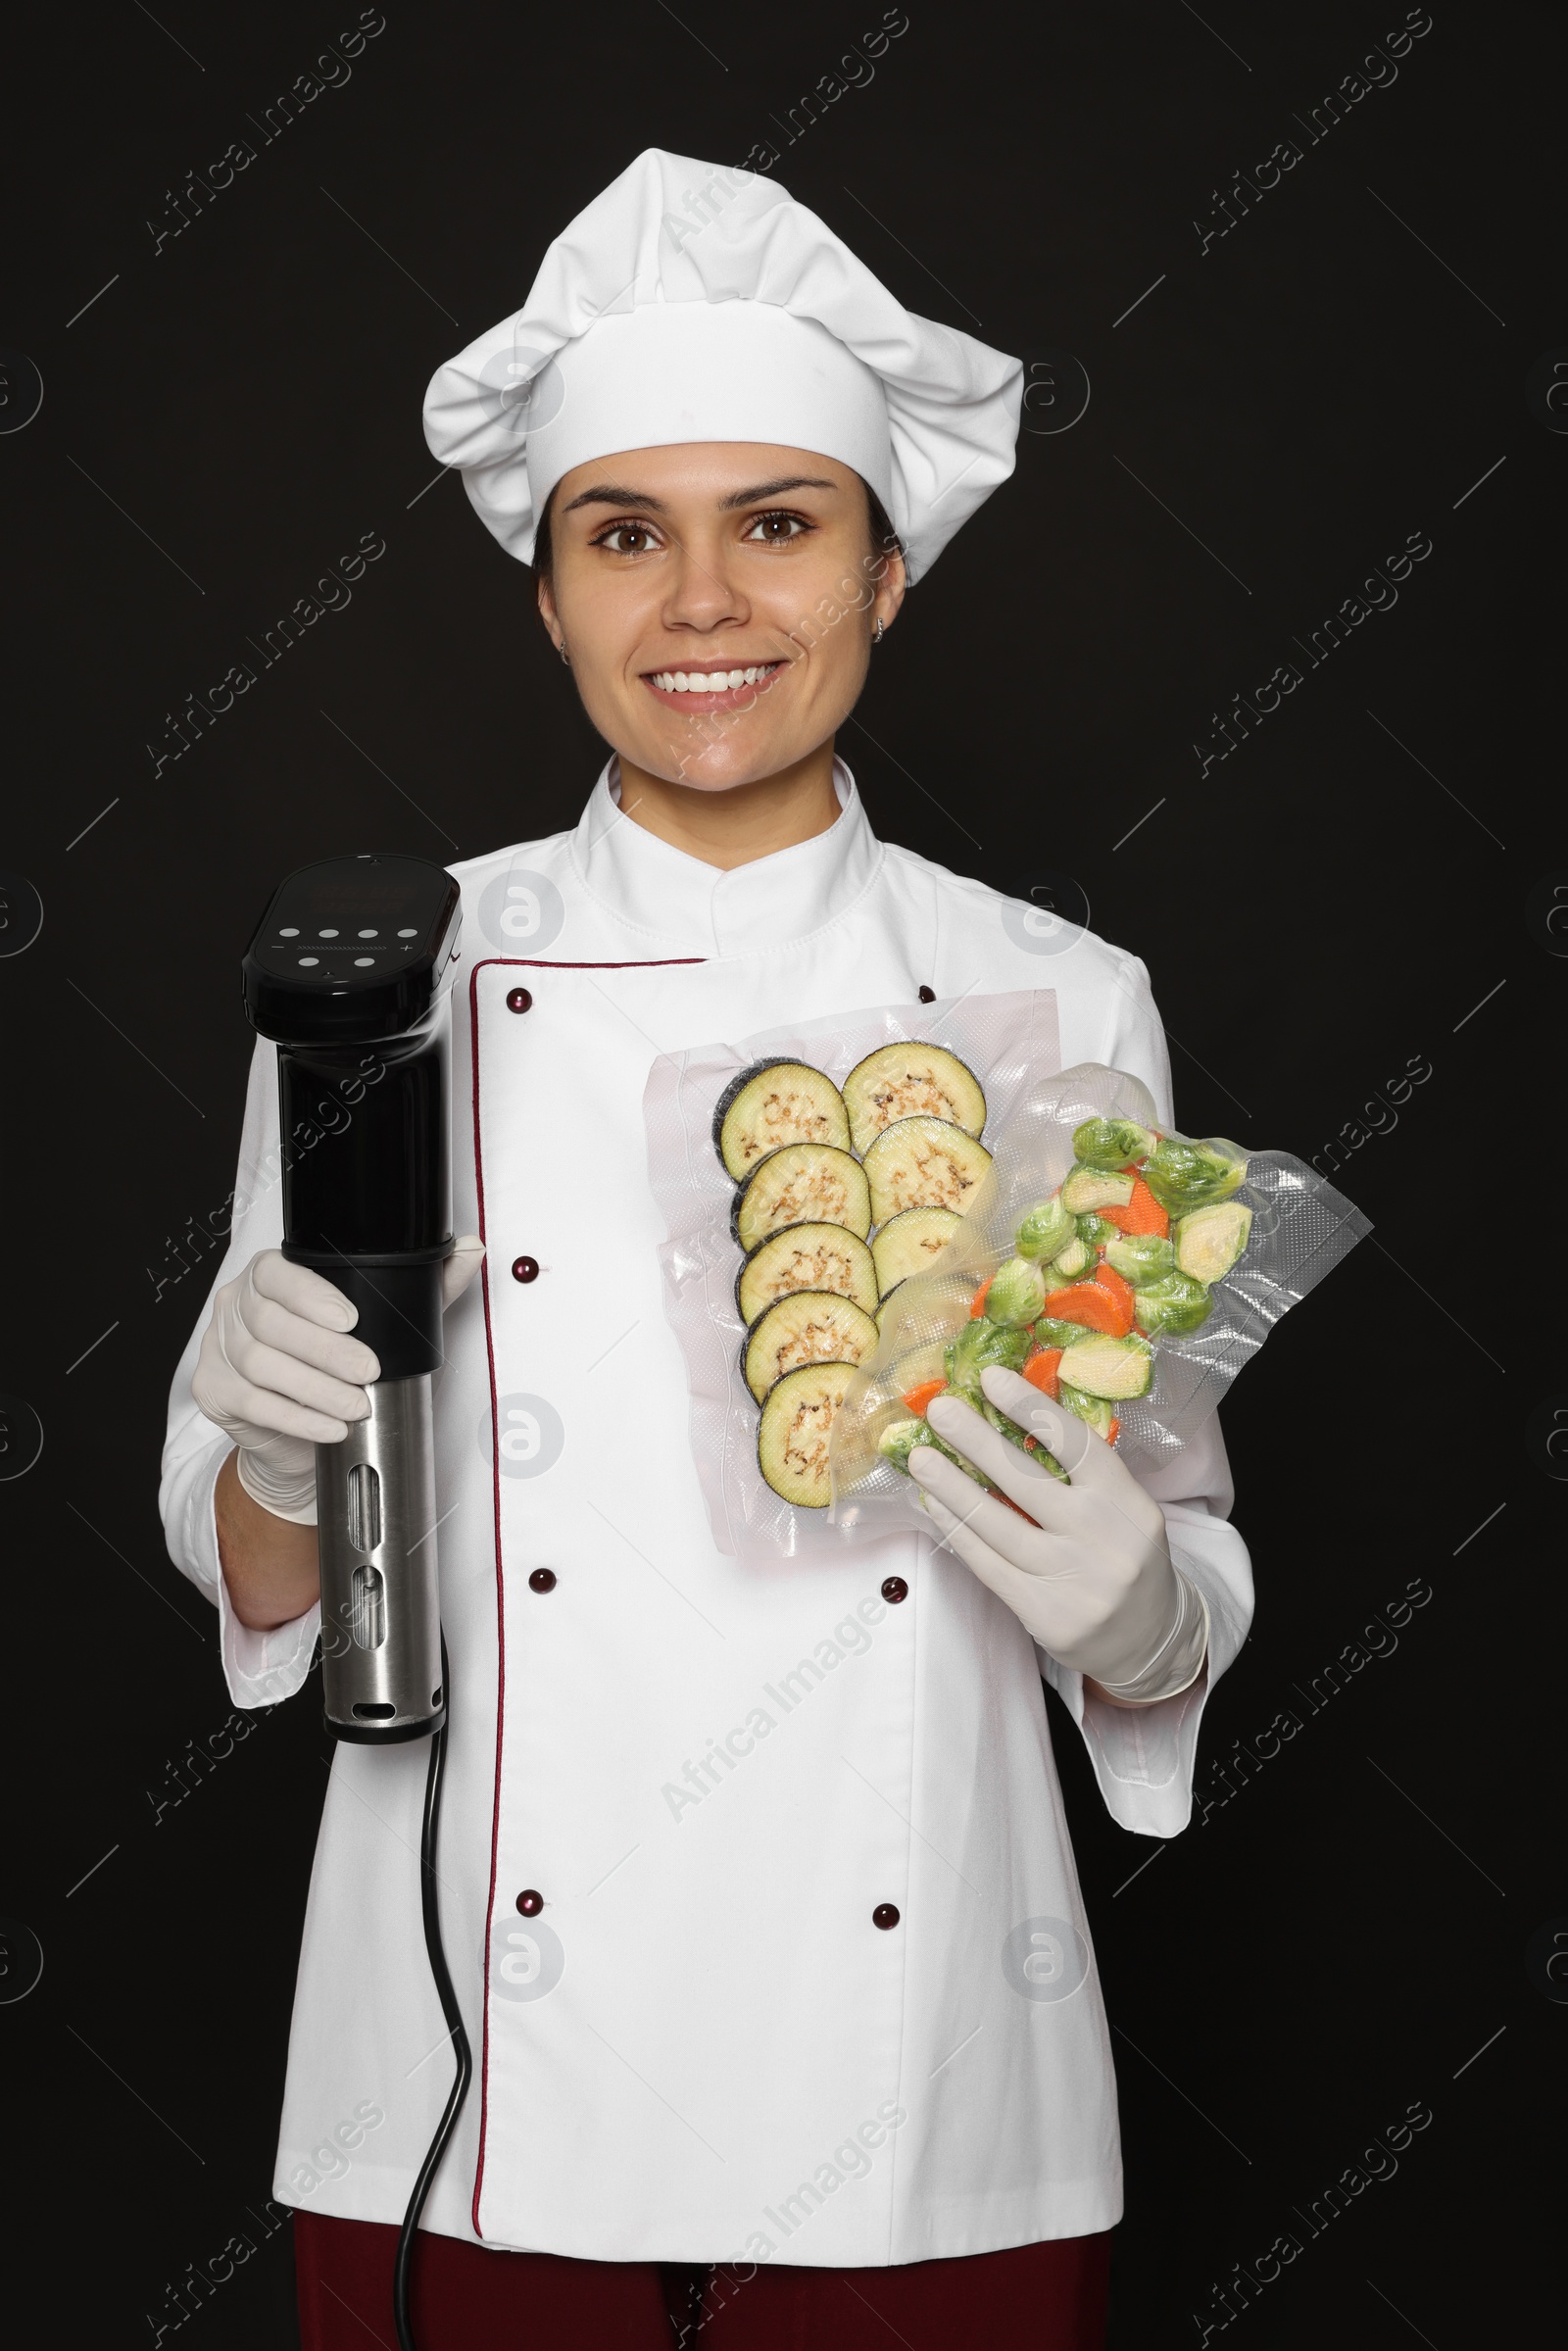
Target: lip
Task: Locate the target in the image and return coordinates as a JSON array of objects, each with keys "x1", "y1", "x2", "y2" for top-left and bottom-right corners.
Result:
[{"x1": 639, "y1": 660, "x2": 786, "y2": 712}]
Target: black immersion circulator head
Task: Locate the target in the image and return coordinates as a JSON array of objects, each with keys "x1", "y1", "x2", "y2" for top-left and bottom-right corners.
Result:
[
  {"x1": 242, "y1": 854, "x2": 463, "y2": 1745},
  {"x1": 242, "y1": 854, "x2": 462, "y2": 1376}
]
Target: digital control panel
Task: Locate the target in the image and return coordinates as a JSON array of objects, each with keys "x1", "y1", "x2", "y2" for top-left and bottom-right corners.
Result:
[{"x1": 243, "y1": 855, "x2": 462, "y2": 1045}]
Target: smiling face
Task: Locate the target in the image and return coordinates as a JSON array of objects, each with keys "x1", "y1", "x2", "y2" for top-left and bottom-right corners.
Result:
[{"x1": 535, "y1": 443, "x2": 906, "y2": 793}]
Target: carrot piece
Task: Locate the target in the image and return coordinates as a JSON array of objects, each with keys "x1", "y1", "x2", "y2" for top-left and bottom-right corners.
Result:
[
  {"x1": 1040, "y1": 1276, "x2": 1134, "y2": 1338},
  {"x1": 1107, "y1": 1417, "x2": 1120, "y2": 1446},
  {"x1": 1022, "y1": 1347, "x2": 1063, "y2": 1401},
  {"x1": 1096, "y1": 1174, "x2": 1168, "y2": 1238},
  {"x1": 1094, "y1": 1262, "x2": 1136, "y2": 1325},
  {"x1": 902, "y1": 1379, "x2": 947, "y2": 1417},
  {"x1": 969, "y1": 1275, "x2": 993, "y2": 1319}
]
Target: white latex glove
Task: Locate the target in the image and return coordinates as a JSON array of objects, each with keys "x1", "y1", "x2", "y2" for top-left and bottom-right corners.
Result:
[
  {"x1": 907, "y1": 1366, "x2": 1208, "y2": 1702},
  {"x1": 191, "y1": 1239, "x2": 485, "y2": 1525}
]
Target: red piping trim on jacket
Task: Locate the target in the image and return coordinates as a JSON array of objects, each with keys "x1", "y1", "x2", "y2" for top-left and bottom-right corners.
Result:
[{"x1": 466, "y1": 951, "x2": 705, "y2": 2240}]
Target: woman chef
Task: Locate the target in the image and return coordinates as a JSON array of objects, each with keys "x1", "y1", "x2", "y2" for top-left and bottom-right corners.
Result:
[{"x1": 162, "y1": 151, "x2": 1250, "y2": 2351}]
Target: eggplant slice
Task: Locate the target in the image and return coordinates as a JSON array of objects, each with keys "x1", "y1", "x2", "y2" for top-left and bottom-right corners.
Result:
[
  {"x1": 757, "y1": 1360, "x2": 858, "y2": 1508},
  {"x1": 743, "y1": 1292, "x2": 879, "y2": 1404},
  {"x1": 861, "y1": 1117, "x2": 993, "y2": 1223},
  {"x1": 713, "y1": 1057, "x2": 851, "y2": 1182},
  {"x1": 870, "y1": 1204, "x2": 961, "y2": 1295},
  {"x1": 733, "y1": 1144, "x2": 872, "y2": 1254},
  {"x1": 843, "y1": 1042, "x2": 986, "y2": 1154},
  {"x1": 737, "y1": 1222, "x2": 879, "y2": 1327}
]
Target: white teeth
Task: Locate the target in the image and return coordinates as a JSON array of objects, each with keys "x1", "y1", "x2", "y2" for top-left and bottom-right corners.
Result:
[{"x1": 652, "y1": 662, "x2": 777, "y2": 693}]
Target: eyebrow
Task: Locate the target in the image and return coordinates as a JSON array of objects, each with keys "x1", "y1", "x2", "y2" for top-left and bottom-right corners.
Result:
[{"x1": 560, "y1": 473, "x2": 839, "y2": 516}]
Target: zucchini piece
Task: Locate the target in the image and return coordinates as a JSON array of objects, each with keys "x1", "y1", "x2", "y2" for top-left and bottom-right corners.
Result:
[
  {"x1": 1173, "y1": 1200, "x2": 1253, "y2": 1284},
  {"x1": 733, "y1": 1144, "x2": 872, "y2": 1253},
  {"x1": 1054, "y1": 1334, "x2": 1152, "y2": 1400},
  {"x1": 1060, "y1": 1164, "x2": 1136, "y2": 1214},
  {"x1": 1058, "y1": 1384, "x2": 1115, "y2": 1441},
  {"x1": 1048, "y1": 1234, "x2": 1096, "y2": 1281},
  {"x1": 713, "y1": 1057, "x2": 850, "y2": 1181},
  {"x1": 843, "y1": 1042, "x2": 986, "y2": 1154},
  {"x1": 871, "y1": 1205, "x2": 960, "y2": 1295},
  {"x1": 743, "y1": 1293, "x2": 879, "y2": 1405},
  {"x1": 737, "y1": 1222, "x2": 878, "y2": 1327},
  {"x1": 1015, "y1": 1196, "x2": 1076, "y2": 1262},
  {"x1": 862, "y1": 1117, "x2": 993, "y2": 1222},
  {"x1": 757, "y1": 1361, "x2": 858, "y2": 1508}
]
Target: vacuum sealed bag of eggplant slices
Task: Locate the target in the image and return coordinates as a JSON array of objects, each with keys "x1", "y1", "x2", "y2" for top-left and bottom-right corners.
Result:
[
  {"x1": 831, "y1": 1059, "x2": 1373, "y2": 1536},
  {"x1": 644, "y1": 989, "x2": 1060, "y2": 1563}
]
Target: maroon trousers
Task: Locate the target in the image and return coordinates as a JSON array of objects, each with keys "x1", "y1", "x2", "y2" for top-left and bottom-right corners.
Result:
[{"x1": 295, "y1": 2210, "x2": 1110, "y2": 2350}]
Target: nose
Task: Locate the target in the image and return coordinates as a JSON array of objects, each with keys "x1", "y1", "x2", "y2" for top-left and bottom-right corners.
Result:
[{"x1": 660, "y1": 533, "x2": 749, "y2": 638}]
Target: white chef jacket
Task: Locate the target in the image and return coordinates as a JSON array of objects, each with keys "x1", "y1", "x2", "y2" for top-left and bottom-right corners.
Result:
[{"x1": 161, "y1": 759, "x2": 1252, "y2": 2267}]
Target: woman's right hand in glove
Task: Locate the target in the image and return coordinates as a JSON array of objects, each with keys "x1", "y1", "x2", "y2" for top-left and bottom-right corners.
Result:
[{"x1": 192, "y1": 1249, "x2": 380, "y2": 1525}]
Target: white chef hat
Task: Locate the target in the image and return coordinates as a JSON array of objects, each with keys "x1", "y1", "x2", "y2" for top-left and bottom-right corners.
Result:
[{"x1": 421, "y1": 149, "x2": 1021, "y2": 584}]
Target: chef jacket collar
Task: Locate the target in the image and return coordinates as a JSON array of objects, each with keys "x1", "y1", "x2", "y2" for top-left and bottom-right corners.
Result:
[{"x1": 567, "y1": 756, "x2": 883, "y2": 957}]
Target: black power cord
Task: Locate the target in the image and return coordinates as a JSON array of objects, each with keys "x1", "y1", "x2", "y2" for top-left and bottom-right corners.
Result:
[{"x1": 392, "y1": 1644, "x2": 472, "y2": 2351}]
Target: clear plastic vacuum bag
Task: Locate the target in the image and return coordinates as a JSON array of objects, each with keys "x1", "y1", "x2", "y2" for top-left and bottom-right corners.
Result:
[
  {"x1": 830, "y1": 1060, "x2": 1372, "y2": 1533},
  {"x1": 645, "y1": 989, "x2": 1061, "y2": 1564}
]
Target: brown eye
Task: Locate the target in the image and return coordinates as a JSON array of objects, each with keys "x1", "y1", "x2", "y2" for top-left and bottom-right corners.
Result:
[
  {"x1": 747, "y1": 512, "x2": 809, "y2": 544},
  {"x1": 597, "y1": 521, "x2": 661, "y2": 555}
]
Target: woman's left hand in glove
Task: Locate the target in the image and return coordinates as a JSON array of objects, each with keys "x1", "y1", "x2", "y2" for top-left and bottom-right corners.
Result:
[{"x1": 907, "y1": 1366, "x2": 1208, "y2": 1703}]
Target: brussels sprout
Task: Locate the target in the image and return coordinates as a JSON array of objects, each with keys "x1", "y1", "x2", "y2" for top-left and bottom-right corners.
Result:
[
  {"x1": 1033, "y1": 1315, "x2": 1095, "y2": 1349},
  {"x1": 1132, "y1": 1270, "x2": 1214, "y2": 1338},
  {"x1": 1173, "y1": 1201, "x2": 1253, "y2": 1284},
  {"x1": 1072, "y1": 1116, "x2": 1157, "y2": 1171},
  {"x1": 1015, "y1": 1196, "x2": 1076, "y2": 1262},
  {"x1": 1048, "y1": 1234, "x2": 1096, "y2": 1282},
  {"x1": 1060, "y1": 1164, "x2": 1136, "y2": 1214},
  {"x1": 982, "y1": 1397, "x2": 1030, "y2": 1449},
  {"x1": 986, "y1": 1255, "x2": 1051, "y2": 1328},
  {"x1": 878, "y1": 1417, "x2": 977, "y2": 1478},
  {"x1": 1058, "y1": 1383, "x2": 1116, "y2": 1441},
  {"x1": 1104, "y1": 1233, "x2": 1175, "y2": 1285},
  {"x1": 1055, "y1": 1334, "x2": 1153, "y2": 1399},
  {"x1": 982, "y1": 1398, "x2": 1070, "y2": 1482},
  {"x1": 1142, "y1": 1137, "x2": 1249, "y2": 1213},
  {"x1": 882, "y1": 1410, "x2": 1011, "y2": 1492},
  {"x1": 878, "y1": 1416, "x2": 924, "y2": 1469},
  {"x1": 1076, "y1": 1211, "x2": 1119, "y2": 1249},
  {"x1": 945, "y1": 1316, "x2": 1033, "y2": 1407}
]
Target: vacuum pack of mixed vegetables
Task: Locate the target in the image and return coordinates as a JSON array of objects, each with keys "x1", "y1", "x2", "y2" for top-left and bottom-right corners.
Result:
[
  {"x1": 647, "y1": 1002, "x2": 1370, "y2": 1561},
  {"x1": 646, "y1": 990, "x2": 1060, "y2": 1563},
  {"x1": 831, "y1": 1058, "x2": 1372, "y2": 1536}
]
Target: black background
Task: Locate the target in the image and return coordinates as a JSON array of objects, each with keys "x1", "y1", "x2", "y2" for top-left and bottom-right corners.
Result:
[{"x1": 1, "y1": 2, "x2": 1559, "y2": 2343}]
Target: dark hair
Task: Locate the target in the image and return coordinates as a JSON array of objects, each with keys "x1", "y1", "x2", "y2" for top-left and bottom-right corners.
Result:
[{"x1": 532, "y1": 474, "x2": 902, "y2": 593}]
